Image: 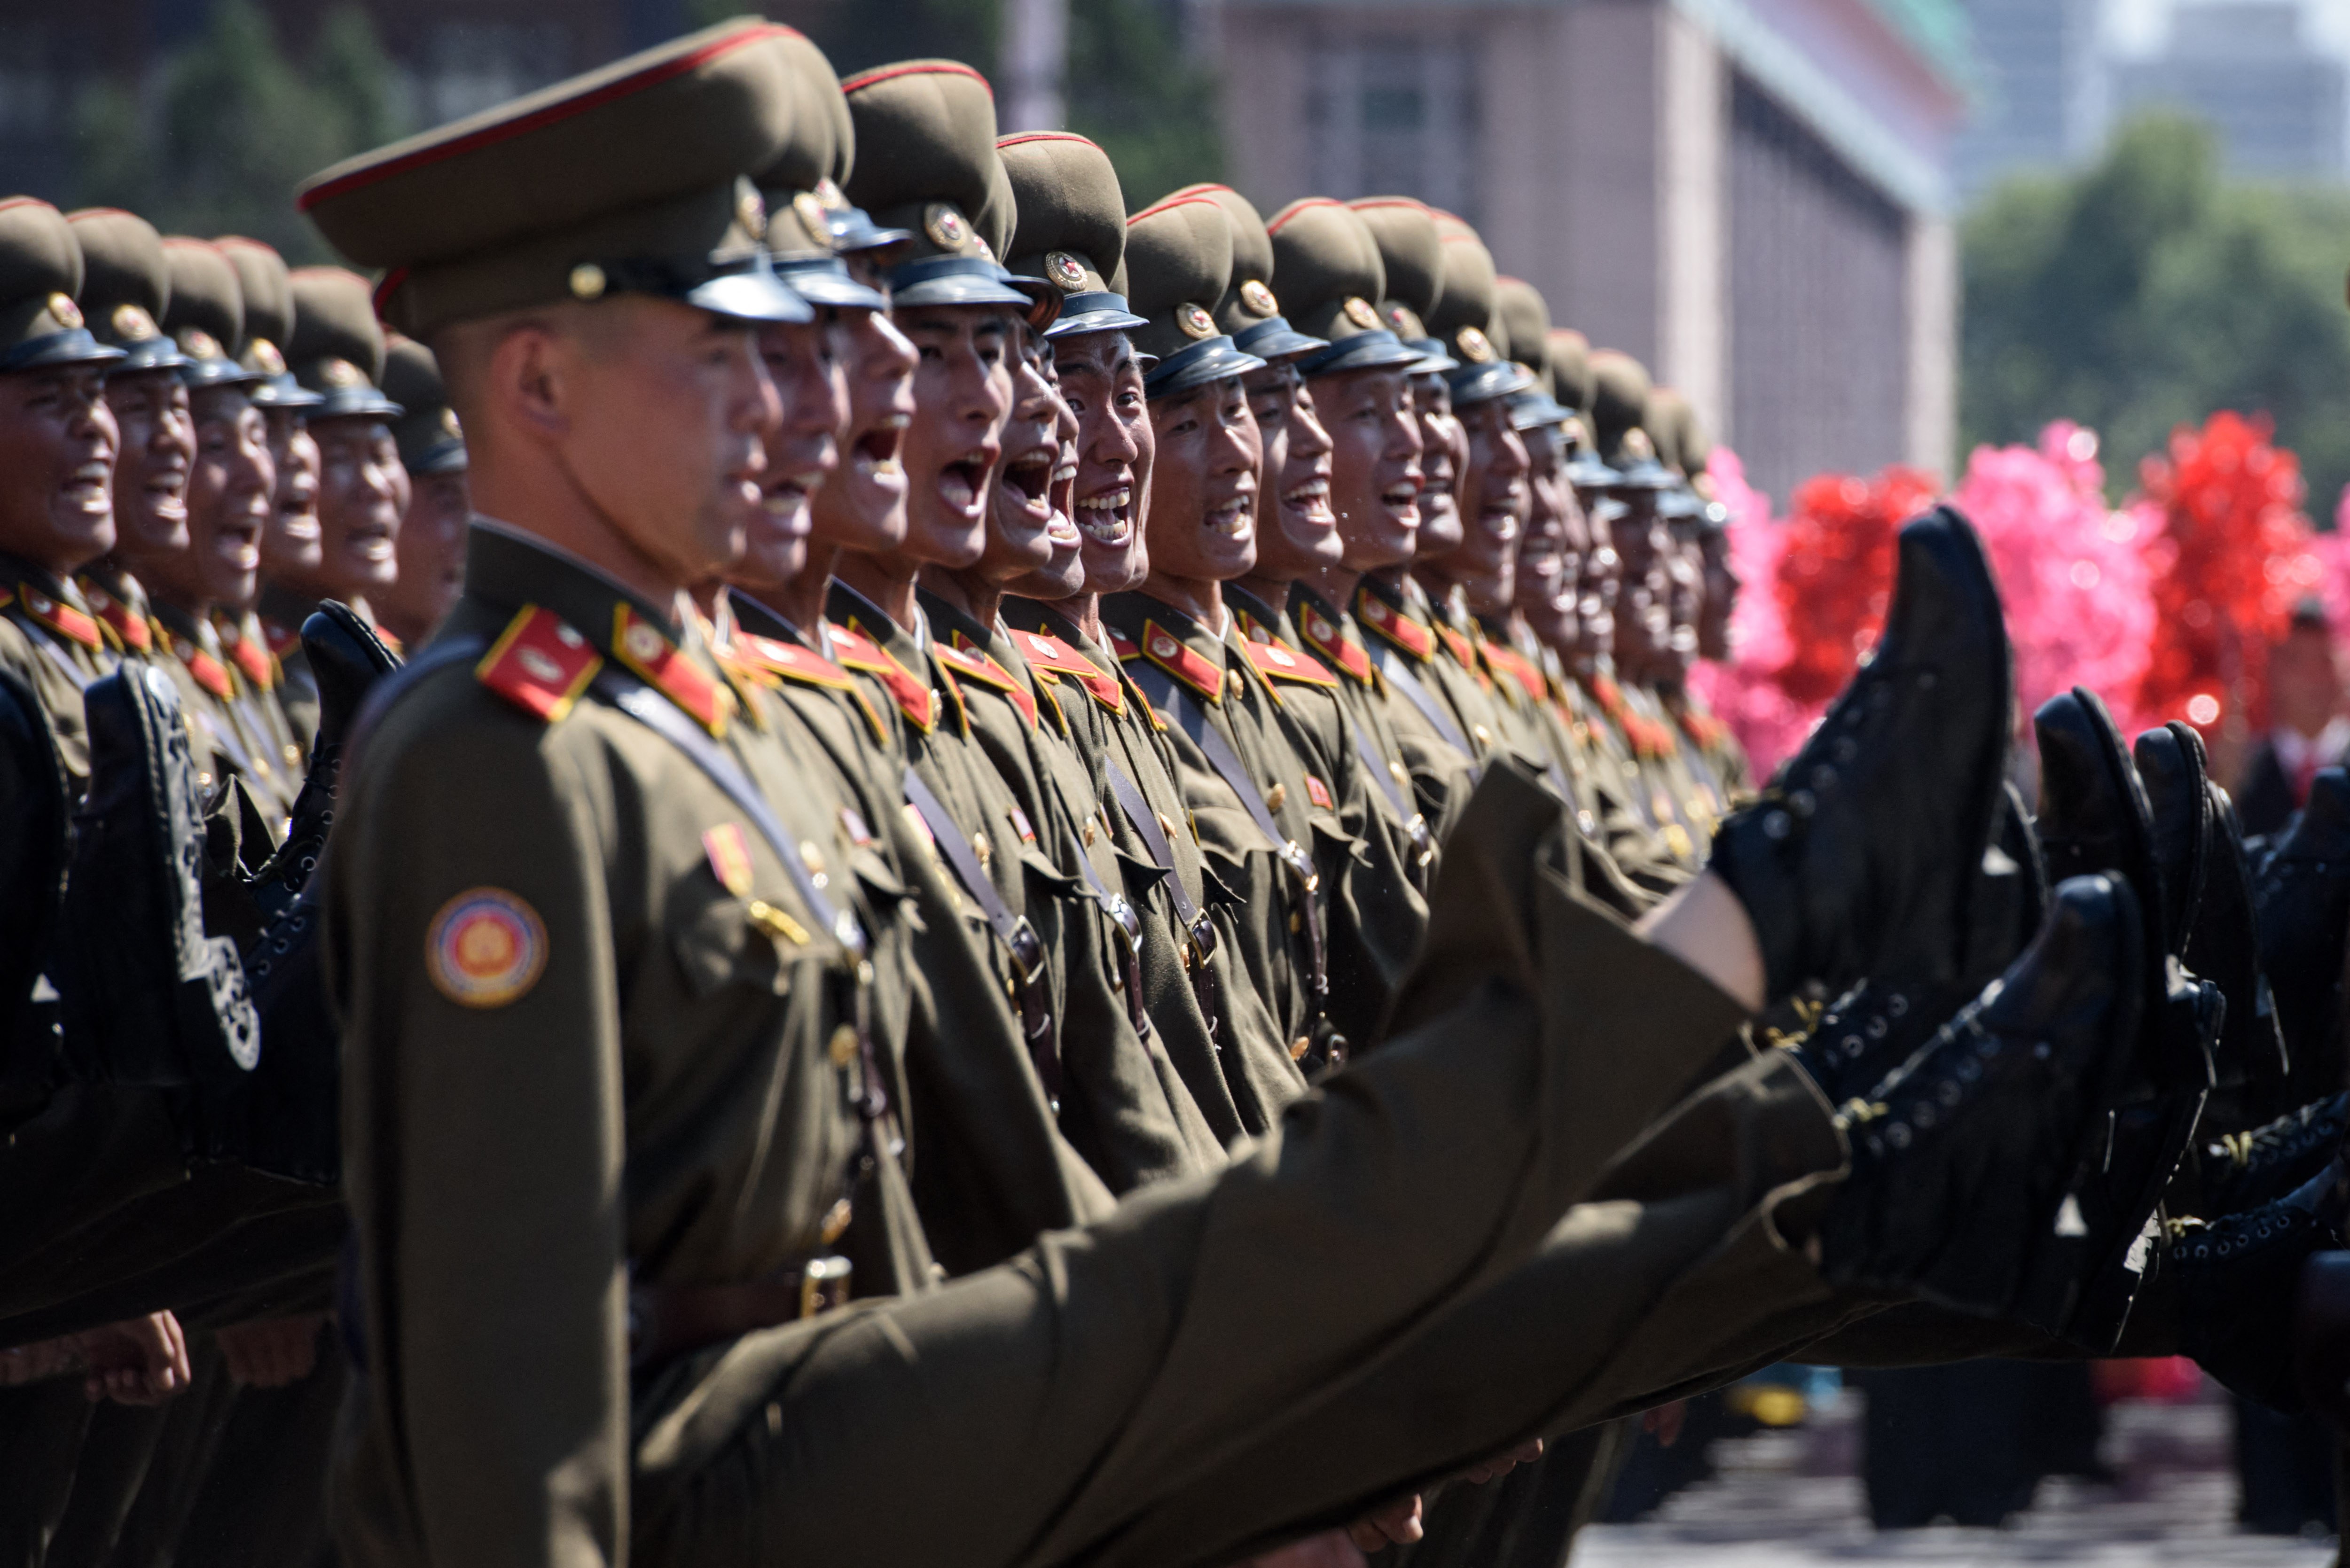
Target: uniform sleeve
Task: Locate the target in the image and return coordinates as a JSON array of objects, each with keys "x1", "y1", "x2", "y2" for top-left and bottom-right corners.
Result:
[{"x1": 329, "y1": 702, "x2": 627, "y2": 1568}]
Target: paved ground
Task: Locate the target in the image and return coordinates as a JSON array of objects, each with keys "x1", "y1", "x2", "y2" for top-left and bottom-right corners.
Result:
[{"x1": 1575, "y1": 1393, "x2": 2338, "y2": 1566}]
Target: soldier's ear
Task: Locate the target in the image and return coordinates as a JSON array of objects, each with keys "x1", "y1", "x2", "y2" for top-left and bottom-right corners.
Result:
[{"x1": 484, "y1": 320, "x2": 579, "y2": 444}]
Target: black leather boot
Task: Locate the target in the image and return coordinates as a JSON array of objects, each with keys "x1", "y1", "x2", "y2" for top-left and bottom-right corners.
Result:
[
  {"x1": 2194, "y1": 781, "x2": 2293, "y2": 1124},
  {"x1": 0, "y1": 665, "x2": 69, "y2": 1115},
  {"x1": 55, "y1": 665, "x2": 260, "y2": 1089},
  {"x1": 1814, "y1": 873, "x2": 2146, "y2": 1320},
  {"x1": 2132, "y1": 722, "x2": 2209, "y2": 956},
  {"x1": 2200, "y1": 1093, "x2": 2350, "y2": 1218},
  {"x1": 2253, "y1": 768, "x2": 2350, "y2": 1114},
  {"x1": 247, "y1": 601, "x2": 400, "y2": 922},
  {"x1": 2174, "y1": 1156, "x2": 2350, "y2": 1410},
  {"x1": 2008, "y1": 691, "x2": 2219, "y2": 1351},
  {"x1": 1709, "y1": 507, "x2": 2012, "y2": 1002}
]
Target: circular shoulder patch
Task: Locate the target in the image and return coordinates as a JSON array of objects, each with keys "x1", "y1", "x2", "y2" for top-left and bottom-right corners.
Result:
[{"x1": 427, "y1": 888, "x2": 548, "y2": 1008}]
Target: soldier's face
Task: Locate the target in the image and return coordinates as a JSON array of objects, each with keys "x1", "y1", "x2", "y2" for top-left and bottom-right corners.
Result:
[
  {"x1": 1318, "y1": 366, "x2": 1420, "y2": 573},
  {"x1": 1578, "y1": 503, "x2": 1620, "y2": 662},
  {"x1": 0, "y1": 363, "x2": 118, "y2": 576},
  {"x1": 1002, "y1": 339, "x2": 1087, "y2": 601},
  {"x1": 103, "y1": 367, "x2": 192, "y2": 558},
  {"x1": 1516, "y1": 431, "x2": 1577, "y2": 648},
  {"x1": 738, "y1": 317, "x2": 843, "y2": 589},
  {"x1": 1050, "y1": 330, "x2": 1150, "y2": 593},
  {"x1": 259, "y1": 408, "x2": 323, "y2": 582},
  {"x1": 809, "y1": 307, "x2": 914, "y2": 555},
  {"x1": 1447, "y1": 398, "x2": 1528, "y2": 613},
  {"x1": 1697, "y1": 530, "x2": 1738, "y2": 660},
  {"x1": 1409, "y1": 371, "x2": 1465, "y2": 559},
  {"x1": 1242, "y1": 362, "x2": 1339, "y2": 580},
  {"x1": 979, "y1": 332, "x2": 1064, "y2": 583},
  {"x1": 313, "y1": 417, "x2": 409, "y2": 598},
  {"x1": 382, "y1": 468, "x2": 470, "y2": 640},
  {"x1": 546, "y1": 298, "x2": 776, "y2": 592},
  {"x1": 1145, "y1": 375, "x2": 1259, "y2": 585},
  {"x1": 180, "y1": 387, "x2": 273, "y2": 613},
  {"x1": 894, "y1": 304, "x2": 1013, "y2": 571}
]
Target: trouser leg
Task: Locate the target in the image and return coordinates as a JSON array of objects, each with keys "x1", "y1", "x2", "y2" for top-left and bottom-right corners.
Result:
[
  {"x1": 0, "y1": 1382, "x2": 97, "y2": 1568},
  {"x1": 176, "y1": 1339, "x2": 348, "y2": 1568}
]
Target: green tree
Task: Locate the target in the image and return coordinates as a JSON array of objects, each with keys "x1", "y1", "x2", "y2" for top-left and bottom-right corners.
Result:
[
  {"x1": 1963, "y1": 113, "x2": 2350, "y2": 516},
  {"x1": 69, "y1": 1, "x2": 407, "y2": 263}
]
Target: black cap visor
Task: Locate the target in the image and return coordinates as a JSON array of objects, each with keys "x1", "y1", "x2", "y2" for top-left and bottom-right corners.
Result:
[
  {"x1": 0, "y1": 329, "x2": 125, "y2": 376},
  {"x1": 1233, "y1": 315, "x2": 1329, "y2": 363},
  {"x1": 885, "y1": 255, "x2": 1037, "y2": 312},
  {"x1": 1143, "y1": 334, "x2": 1265, "y2": 401},
  {"x1": 1442, "y1": 357, "x2": 1536, "y2": 408},
  {"x1": 772, "y1": 254, "x2": 889, "y2": 312},
  {"x1": 1044, "y1": 290, "x2": 1148, "y2": 340},
  {"x1": 1300, "y1": 328, "x2": 1425, "y2": 380}
]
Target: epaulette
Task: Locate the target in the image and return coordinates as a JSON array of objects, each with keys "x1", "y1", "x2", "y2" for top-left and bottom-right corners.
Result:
[
  {"x1": 476, "y1": 604, "x2": 601, "y2": 722},
  {"x1": 1354, "y1": 589, "x2": 1433, "y2": 660},
  {"x1": 6, "y1": 583, "x2": 102, "y2": 650},
  {"x1": 82, "y1": 583, "x2": 151, "y2": 654},
  {"x1": 1106, "y1": 626, "x2": 1142, "y2": 661},
  {"x1": 937, "y1": 638, "x2": 1038, "y2": 728},
  {"x1": 829, "y1": 618, "x2": 939, "y2": 732},
  {"x1": 1009, "y1": 626, "x2": 1124, "y2": 714},
  {"x1": 737, "y1": 632, "x2": 857, "y2": 691},
  {"x1": 1136, "y1": 620, "x2": 1222, "y2": 702},
  {"x1": 1295, "y1": 607, "x2": 1373, "y2": 685},
  {"x1": 1485, "y1": 645, "x2": 1549, "y2": 703},
  {"x1": 1245, "y1": 637, "x2": 1337, "y2": 687},
  {"x1": 612, "y1": 604, "x2": 729, "y2": 736}
]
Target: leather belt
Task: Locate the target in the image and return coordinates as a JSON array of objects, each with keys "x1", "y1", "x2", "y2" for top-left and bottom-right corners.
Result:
[
  {"x1": 1066, "y1": 821, "x2": 1152, "y2": 1041},
  {"x1": 1106, "y1": 757, "x2": 1223, "y2": 1045},
  {"x1": 628, "y1": 1257, "x2": 852, "y2": 1371},
  {"x1": 902, "y1": 764, "x2": 1058, "y2": 1105}
]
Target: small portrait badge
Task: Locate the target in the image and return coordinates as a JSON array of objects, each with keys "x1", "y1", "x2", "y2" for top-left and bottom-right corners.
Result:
[{"x1": 426, "y1": 888, "x2": 548, "y2": 1008}]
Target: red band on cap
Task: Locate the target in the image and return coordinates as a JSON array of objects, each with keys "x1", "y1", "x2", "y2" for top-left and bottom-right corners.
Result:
[
  {"x1": 996, "y1": 132, "x2": 1095, "y2": 149},
  {"x1": 839, "y1": 59, "x2": 993, "y2": 97},
  {"x1": 1126, "y1": 193, "x2": 1225, "y2": 226},
  {"x1": 0, "y1": 197, "x2": 56, "y2": 216},
  {"x1": 299, "y1": 23, "x2": 797, "y2": 211},
  {"x1": 1264, "y1": 197, "x2": 1351, "y2": 235}
]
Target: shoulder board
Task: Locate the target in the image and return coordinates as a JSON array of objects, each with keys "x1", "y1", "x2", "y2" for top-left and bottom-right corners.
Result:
[
  {"x1": 1355, "y1": 591, "x2": 1433, "y2": 660},
  {"x1": 936, "y1": 640, "x2": 1038, "y2": 728},
  {"x1": 263, "y1": 620, "x2": 299, "y2": 656},
  {"x1": 1137, "y1": 620, "x2": 1222, "y2": 702},
  {"x1": 8, "y1": 584, "x2": 102, "y2": 650},
  {"x1": 1245, "y1": 638, "x2": 1337, "y2": 687},
  {"x1": 612, "y1": 604, "x2": 728, "y2": 736},
  {"x1": 1296, "y1": 608, "x2": 1373, "y2": 684},
  {"x1": 476, "y1": 605, "x2": 602, "y2": 723},
  {"x1": 827, "y1": 618, "x2": 938, "y2": 732},
  {"x1": 738, "y1": 632, "x2": 856, "y2": 691},
  {"x1": 1009, "y1": 626, "x2": 1126, "y2": 715},
  {"x1": 84, "y1": 585, "x2": 152, "y2": 654},
  {"x1": 1107, "y1": 626, "x2": 1143, "y2": 661}
]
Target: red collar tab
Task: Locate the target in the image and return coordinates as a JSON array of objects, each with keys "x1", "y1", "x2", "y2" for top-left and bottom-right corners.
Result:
[
  {"x1": 829, "y1": 618, "x2": 939, "y2": 732},
  {"x1": 939, "y1": 637, "x2": 1038, "y2": 728},
  {"x1": 737, "y1": 632, "x2": 855, "y2": 691},
  {"x1": 216, "y1": 614, "x2": 274, "y2": 688},
  {"x1": 476, "y1": 605, "x2": 602, "y2": 723},
  {"x1": 1233, "y1": 606, "x2": 1277, "y2": 645},
  {"x1": 262, "y1": 619, "x2": 299, "y2": 656},
  {"x1": 1245, "y1": 637, "x2": 1337, "y2": 687},
  {"x1": 1354, "y1": 586, "x2": 1432, "y2": 660},
  {"x1": 1487, "y1": 645, "x2": 1548, "y2": 702},
  {"x1": 1139, "y1": 619, "x2": 1223, "y2": 702},
  {"x1": 1010, "y1": 626, "x2": 1125, "y2": 714},
  {"x1": 83, "y1": 585, "x2": 152, "y2": 653},
  {"x1": 613, "y1": 604, "x2": 728, "y2": 736},
  {"x1": 1106, "y1": 626, "x2": 1142, "y2": 661},
  {"x1": 377, "y1": 624, "x2": 406, "y2": 656},
  {"x1": 170, "y1": 633, "x2": 235, "y2": 698},
  {"x1": 12, "y1": 584, "x2": 101, "y2": 650},
  {"x1": 1681, "y1": 707, "x2": 1729, "y2": 749},
  {"x1": 1435, "y1": 623, "x2": 1479, "y2": 671},
  {"x1": 1297, "y1": 608, "x2": 1373, "y2": 684}
]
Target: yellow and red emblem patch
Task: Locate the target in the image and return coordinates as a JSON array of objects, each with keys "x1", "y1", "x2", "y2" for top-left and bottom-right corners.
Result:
[
  {"x1": 702, "y1": 822, "x2": 756, "y2": 897},
  {"x1": 426, "y1": 888, "x2": 548, "y2": 1008}
]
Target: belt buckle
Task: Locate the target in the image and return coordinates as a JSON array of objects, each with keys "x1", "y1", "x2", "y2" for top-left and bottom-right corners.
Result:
[
  {"x1": 1278, "y1": 839, "x2": 1320, "y2": 895},
  {"x1": 1004, "y1": 917, "x2": 1047, "y2": 984},
  {"x1": 1104, "y1": 893, "x2": 1142, "y2": 949},
  {"x1": 1406, "y1": 814, "x2": 1435, "y2": 866},
  {"x1": 1187, "y1": 911, "x2": 1219, "y2": 965},
  {"x1": 800, "y1": 1256, "x2": 853, "y2": 1319}
]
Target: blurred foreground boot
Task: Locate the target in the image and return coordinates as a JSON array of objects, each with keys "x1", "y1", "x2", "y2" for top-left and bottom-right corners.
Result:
[
  {"x1": 2194, "y1": 780, "x2": 2294, "y2": 1132},
  {"x1": 0, "y1": 665, "x2": 69, "y2": 1115},
  {"x1": 2253, "y1": 769, "x2": 2350, "y2": 1114},
  {"x1": 1814, "y1": 873, "x2": 2146, "y2": 1320},
  {"x1": 246, "y1": 601, "x2": 400, "y2": 923},
  {"x1": 2172, "y1": 1157, "x2": 2350, "y2": 1411},
  {"x1": 1708, "y1": 507, "x2": 2012, "y2": 1004}
]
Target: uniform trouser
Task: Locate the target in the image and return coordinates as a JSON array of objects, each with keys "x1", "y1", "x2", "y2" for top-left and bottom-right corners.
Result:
[
  {"x1": 175, "y1": 1340, "x2": 348, "y2": 1568},
  {"x1": 0, "y1": 1382, "x2": 95, "y2": 1568}
]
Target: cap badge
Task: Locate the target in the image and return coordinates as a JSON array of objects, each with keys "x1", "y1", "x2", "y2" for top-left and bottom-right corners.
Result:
[
  {"x1": 1240, "y1": 280, "x2": 1279, "y2": 318},
  {"x1": 792, "y1": 191, "x2": 834, "y2": 248},
  {"x1": 180, "y1": 328, "x2": 221, "y2": 361},
  {"x1": 1045, "y1": 251, "x2": 1087, "y2": 291},
  {"x1": 568, "y1": 262, "x2": 607, "y2": 300},
  {"x1": 1387, "y1": 304, "x2": 1426, "y2": 338},
  {"x1": 1560, "y1": 413, "x2": 1588, "y2": 447},
  {"x1": 1622, "y1": 428, "x2": 1655, "y2": 460},
  {"x1": 47, "y1": 294, "x2": 81, "y2": 330},
  {"x1": 1456, "y1": 325, "x2": 1496, "y2": 363},
  {"x1": 1342, "y1": 296, "x2": 1380, "y2": 331},
  {"x1": 247, "y1": 338, "x2": 286, "y2": 374},
  {"x1": 1176, "y1": 302, "x2": 1216, "y2": 340},
  {"x1": 734, "y1": 179, "x2": 768, "y2": 241},
  {"x1": 321, "y1": 357, "x2": 366, "y2": 389},
  {"x1": 815, "y1": 177, "x2": 846, "y2": 210},
  {"x1": 440, "y1": 407, "x2": 464, "y2": 440},
  {"x1": 924, "y1": 203, "x2": 969, "y2": 252},
  {"x1": 110, "y1": 304, "x2": 157, "y2": 342}
]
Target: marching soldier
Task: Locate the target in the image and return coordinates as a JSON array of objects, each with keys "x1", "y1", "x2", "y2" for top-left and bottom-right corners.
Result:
[{"x1": 375, "y1": 336, "x2": 470, "y2": 649}]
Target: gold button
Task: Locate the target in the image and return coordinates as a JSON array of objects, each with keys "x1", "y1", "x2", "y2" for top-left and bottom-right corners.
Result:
[
  {"x1": 1265, "y1": 782, "x2": 1286, "y2": 812},
  {"x1": 828, "y1": 1024, "x2": 859, "y2": 1069},
  {"x1": 1290, "y1": 1037, "x2": 1311, "y2": 1061}
]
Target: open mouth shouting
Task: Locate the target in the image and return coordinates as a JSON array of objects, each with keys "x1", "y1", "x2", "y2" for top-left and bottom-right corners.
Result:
[
  {"x1": 996, "y1": 441, "x2": 1056, "y2": 530},
  {"x1": 1046, "y1": 449, "x2": 1081, "y2": 546},
  {"x1": 1075, "y1": 481, "x2": 1134, "y2": 546},
  {"x1": 1206, "y1": 486, "x2": 1255, "y2": 541},
  {"x1": 63, "y1": 459, "x2": 110, "y2": 513},
  {"x1": 936, "y1": 442, "x2": 999, "y2": 523},
  {"x1": 1283, "y1": 474, "x2": 1334, "y2": 528},
  {"x1": 849, "y1": 412, "x2": 908, "y2": 499}
]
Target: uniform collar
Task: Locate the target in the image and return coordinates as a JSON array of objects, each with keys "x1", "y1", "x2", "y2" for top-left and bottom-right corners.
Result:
[
  {"x1": 1290, "y1": 582, "x2": 1375, "y2": 685},
  {"x1": 152, "y1": 599, "x2": 237, "y2": 697},
  {"x1": 0, "y1": 553, "x2": 104, "y2": 651},
  {"x1": 1222, "y1": 581, "x2": 1297, "y2": 648},
  {"x1": 1099, "y1": 591, "x2": 1240, "y2": 704},
  {"x1": 77, "y1": 567, "x2": 153, "y2": 653},
  {"x1": 1353, "y1": 573, "x2": 1434, "y2": 661}
]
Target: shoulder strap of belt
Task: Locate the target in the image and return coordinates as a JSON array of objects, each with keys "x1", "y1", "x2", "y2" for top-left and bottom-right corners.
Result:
[
  {"x1": 1366, "y1": 638, "x2": 1475, "y2": 761},
  {"x1": 1104, "y1": 756, "x2": 1224, "y2": 1045},
  {"x1": 1345, "y1": 715, "x2": 1435, "y2": 877},
  {"x1": 900, "y1": 764, "x2": 1058, "y2": 1100}
]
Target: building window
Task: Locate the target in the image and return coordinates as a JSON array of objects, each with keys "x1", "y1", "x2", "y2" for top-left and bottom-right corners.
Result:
[{"x1": 1305, "y1": 34, "x2": 1480, "y2": 219}]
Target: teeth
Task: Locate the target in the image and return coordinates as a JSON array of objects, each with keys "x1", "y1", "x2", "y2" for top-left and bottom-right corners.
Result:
[
  {"x1": 857, "y1": 454, "x2": 901, "y2": 477},
  {"x1": 1077, "y1": 488, "x2": 1130, "y2": 513},
  {"x1": 877, "y1": 413, "x2": 910, "y2": 431},
  {"x1": 1052, "y1": 463, "x2": 1078, "y2": 485}
]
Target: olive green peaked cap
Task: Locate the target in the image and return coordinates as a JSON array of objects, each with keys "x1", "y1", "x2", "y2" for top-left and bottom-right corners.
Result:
[
  {"x1": 289, "y1": 266, "x2": 401, "y2": 420},
  {"x1": 1425, "y1": 213, "x2": 1529, "y2": 406},
  {"x1": 842, "y1": 60, "x2": 1043, "y2": 320},
  {"x1": 0, "y1": 199, "x2": 121, "y2": 375},
  {"x1": 1644, "y1": 386, "x2": 1689, "y2": 476},
  {"x1": 1348, "y1": 197, "x2": 1448, "y2": 351},
  {"x1": 1493, "y1": 275, "x2": 1571, "y2": 432},
  {"x1": 1547, "y1": 327, "x2": 1593, "y2": 413},
  {"x1": 161, "y1": 238, "x2": 262, "y2": 389},
  {"x1": 1160, "y1": 183, "x2": 1324, "y2": 362},
  {"x1": 67, "y1": 209, "x2": 186, "y2": 373},
  {"x1": 383, "y1": 335, "x2": 467, "y2": 476},
  {"x1": 1589, "y1": 347, "x2": 1673, "y2": 485},
  {"x1": 299, "y1": 18, "x2": 809, "y2": 338},
  {"x1": 757, "y1": 30, "x2": 908, "y2": 258},
  {"x1": 215, "y1": 236, "x2": 320, "y2": 408},
  {"x1": 1265, "y1": 198, "x2": 1420, "y2": 379},
  {"x1": 1125, "y1": 191, "x2": 1262, "y2": 398},
  {"x1": 1000, "y1": 132, "x2": 1147, "y2": 339}
]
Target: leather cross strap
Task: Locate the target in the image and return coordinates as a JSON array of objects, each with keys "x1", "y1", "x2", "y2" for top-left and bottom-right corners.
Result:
[
  {"x1": 1104, "y1": 757, "x2": 1223, "y2": 1044},
  {"x1": 1367, "y1": 639, "x2": 1476, "y2": 767},
  {"x1": 901, "y1": 764, "x2": 1059, "y2": 1103},
  {"x1": 1346, "y1": 719, "x2": 1435, "y2": 880},
  {"x1": 627, "y1": 1258, "x2": 851, "y2": 1371},
  {"x1": 1126, "y1": 661, "x2": 1327, "y2": 1007},
  {"x1": 1063, "y1": 825, "x2": 1152, "y2": 1041}
]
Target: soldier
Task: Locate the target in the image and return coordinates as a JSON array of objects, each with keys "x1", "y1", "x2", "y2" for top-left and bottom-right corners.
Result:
[{"x1": 375, "y1": 336, "x2": 469, "y2": 649}]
